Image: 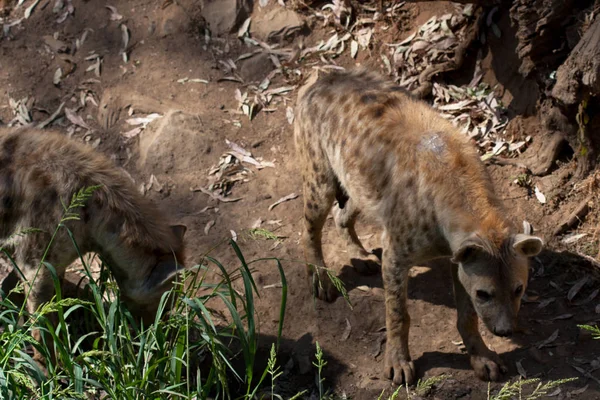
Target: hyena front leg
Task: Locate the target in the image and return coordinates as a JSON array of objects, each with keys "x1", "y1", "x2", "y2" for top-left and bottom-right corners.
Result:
[
  {"x1": 300, "y1": 174, "x2": 338, "y2": 302},
  {"x1": 451, "y1": 263, "x2": 507, "y2": 381},
  {"x1": 20, "y1": 262, "x2": 64, "y2": 369},
  {"x1": 332, "y1": 197, "x2": 380, "y2": 275},
  {"x1": 382, "y1": 231, "x2": 416, "y2": 385}
]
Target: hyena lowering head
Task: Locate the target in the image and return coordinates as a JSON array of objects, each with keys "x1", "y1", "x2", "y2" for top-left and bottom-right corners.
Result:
[
  {"x1": 294, "y1": 69, "x2": 543, "y2": 385},
  {"x1": 0, "y1": 127, "x2": 186, "y2": 366}
]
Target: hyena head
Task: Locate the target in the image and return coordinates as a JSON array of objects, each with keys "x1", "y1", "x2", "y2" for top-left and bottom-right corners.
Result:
[
  {"x1": 452, "y1": 233, "x2": 543, "y2": 337},
  {"x1": 119, "y1": 224, "x2": 187, "y2": 324}
]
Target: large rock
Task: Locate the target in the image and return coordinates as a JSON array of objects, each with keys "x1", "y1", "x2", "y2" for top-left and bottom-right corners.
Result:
[
  {"x1": 138, "y1": 110, "x2": 215, "y2": 175},
  {"x1": 250, "y1": 7, "x2": 305, "y2": 42},
  {"x1": 201, "y1": 0, "x2": 251, "y2": 36},
  {"x1": 238, "y1": 52, "x2": 274, "y2": 83}
]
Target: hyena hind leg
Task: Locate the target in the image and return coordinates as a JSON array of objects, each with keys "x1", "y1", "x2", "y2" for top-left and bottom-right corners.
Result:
[
  {"x1": 301, "y1": 175, "x2": 339, "y2": 302},
  {"x1": 332, "y1": 196, "x2": 380, "y2": 275}
]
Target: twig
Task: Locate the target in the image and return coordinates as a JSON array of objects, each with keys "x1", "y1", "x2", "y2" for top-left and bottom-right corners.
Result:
[{"x1": 553, "y1": 196, "x2": 592, "y2": 236}]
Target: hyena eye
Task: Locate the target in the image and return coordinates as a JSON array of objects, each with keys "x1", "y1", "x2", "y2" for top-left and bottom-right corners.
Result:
[
  {"x1": 476, "y1": 290, "x2": 492, "y2": 302},
  {"x1": 514, "y1": 285, "x2": 524, "y2": 296}
]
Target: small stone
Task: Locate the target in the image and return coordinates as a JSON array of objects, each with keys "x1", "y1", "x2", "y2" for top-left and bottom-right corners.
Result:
[
  {"x1": 250, "y1": 7, "x2": 305, "y2": 42},
  {"x1": 202, "y1": 0, "x2": 251, "y2": 36},
  {"x1": 238, "y1": 52, "x2": 274, "y2": 83}
]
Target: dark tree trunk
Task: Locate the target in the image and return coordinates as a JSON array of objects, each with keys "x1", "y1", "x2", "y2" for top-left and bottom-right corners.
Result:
[{"x1": 508, "y1": 0, "x2": 600, "y2": 179}]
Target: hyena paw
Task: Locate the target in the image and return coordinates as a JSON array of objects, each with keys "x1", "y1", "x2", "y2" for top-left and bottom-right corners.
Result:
[
  {"x1": 384, "y1": 347, "x2": 416, "y2": 385},
  {"x1": 350, "y1": 252, "x2": 381, "y2": 275},
  {"x1": 470, "y1": 353, "x2": 507, "y2": 381},
  {"x1": 312, "y1": 273, "x2": 339, "y2": 302}
]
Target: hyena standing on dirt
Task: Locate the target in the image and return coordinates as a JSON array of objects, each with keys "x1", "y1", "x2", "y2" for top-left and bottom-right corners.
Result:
[
  {"x1": 0, "y1": 127, "x2": 186, "y2": 366},
  {"x1": 294, "y1": 69, "x2": 544, "y2": 384}
]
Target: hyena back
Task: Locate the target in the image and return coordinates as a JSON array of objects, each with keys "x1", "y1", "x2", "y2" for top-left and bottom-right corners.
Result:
[
  {"x1": 0, "y1": 127, "x2": 186, "y2": 365},
  {"x1": 294, "y1": 69, "x2": 543, "y2": 385}
]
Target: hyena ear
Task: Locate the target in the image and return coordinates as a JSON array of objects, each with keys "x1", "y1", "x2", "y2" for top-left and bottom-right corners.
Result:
[
  {"x1": 512, "y1": 234, "x2": 543, "y2": 258},
  {"x1": 451, "y1": 234, "x2": 487, "y2": 264},
  {"x1": 170, "y1": 225, "x2": 187, "y2": 241}
]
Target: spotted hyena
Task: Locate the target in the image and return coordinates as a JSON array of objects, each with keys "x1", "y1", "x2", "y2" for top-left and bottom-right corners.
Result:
[
  {"x1": 0, "y1": 127, "x2": 186, "y2": 366},
  {"x1": 294, "y1": 69, "x2": 543, "y2": 384}
]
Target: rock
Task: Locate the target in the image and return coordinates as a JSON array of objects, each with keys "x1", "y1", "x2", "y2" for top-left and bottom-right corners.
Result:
[
  {"x1": 138, "y1": 110, "x2": 215, "y2": 175},
  {"x1": 238, "y1": 52, "x2": 274, "y2": 83},
  {"x1": 201, "y1": 0, "x2": 251, "y2": 36},
  {"x1": 157, "y1": 3, "x2": 192, "y2": 37},
  {"x1": 250, "y1": 7, "x2": 305, "y2": 42}
]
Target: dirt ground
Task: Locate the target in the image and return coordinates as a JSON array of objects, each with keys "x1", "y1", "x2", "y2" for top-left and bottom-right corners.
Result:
[{"x1": 1, "y1": 1, "x2": 600, "y2": 398}]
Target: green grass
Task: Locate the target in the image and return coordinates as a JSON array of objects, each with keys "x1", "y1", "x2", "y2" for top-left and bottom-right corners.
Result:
[
  {"x1": 488, "y1": 377, "x2": 578, "y2": 400},
  {"x1": 0, "y1": 186, "x2": 290, "y2": 399}
]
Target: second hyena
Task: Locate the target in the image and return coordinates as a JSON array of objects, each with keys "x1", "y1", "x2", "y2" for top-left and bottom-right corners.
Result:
[
  {"x1": 294, "y1": 69, "x2": 543, "y2": 384},
  {"x1": 0, "y1": 127, "x2": 186, "y2": 366}
]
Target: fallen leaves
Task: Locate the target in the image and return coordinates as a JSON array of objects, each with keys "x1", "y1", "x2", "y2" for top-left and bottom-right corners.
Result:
[
  {"x1": 123, "y1": 113, "x2": 162, "y2": 140},
  {"x1": 193, "y1": 140, "x2": 276, "y2": 203},
  {"x1": 192, "y1": 186, "x2": 243, "y2": 203}
]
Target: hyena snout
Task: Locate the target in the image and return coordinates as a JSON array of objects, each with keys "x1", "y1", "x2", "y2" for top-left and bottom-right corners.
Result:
[{"x1": 486, "y1": 309, "x2": 517, "y2": 338}]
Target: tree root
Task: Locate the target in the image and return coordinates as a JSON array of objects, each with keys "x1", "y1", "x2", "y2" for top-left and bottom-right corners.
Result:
[{"x1": 411, "y1": 8, "x2": 483, "y2": 99}]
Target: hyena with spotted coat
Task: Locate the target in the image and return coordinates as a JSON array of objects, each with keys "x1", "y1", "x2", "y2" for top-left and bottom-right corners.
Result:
[
  {"x1": 0, "y1": 127, "x2": 186, "y2": 366},
  {"x1": 294, "y1": 69, "x2": 543, "y2": 384}
]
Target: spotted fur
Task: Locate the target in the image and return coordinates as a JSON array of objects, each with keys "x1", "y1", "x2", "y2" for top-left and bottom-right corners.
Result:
[
  {"x1": 0, "y1": 127, "x2": 186, "y2": 367},
  {"x1": 294, "y1": 69, "x2": 543, "y2": 384}
]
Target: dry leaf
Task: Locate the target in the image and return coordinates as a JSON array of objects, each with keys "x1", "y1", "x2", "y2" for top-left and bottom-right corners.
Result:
[
  {"x1": 126, "y1": 113, "x2": 162, "y2": 127},
  {"x1": 106, "y1": 5, "x2": 123, "y2": 20},
  {"x1": 204, "y1": 220, "x2": 215, "y2": 235},
  {"x1": 286, "y1": 107, "x2": 294, "y2": 125},
  {"x1": 65, "y1": 108, "x2": 91, "y2": 130},
  {"x1": 350, "y1": 40, "x2": 358, "y2": 58},
  {"x1": 561, "y1": 233, "x2": 588, "y2": 244},
  {"x1": 536, "y1": 297, "x2": 555, "y2": 309},
  {"x1": 53, "y1": 67, "x2": 63, "y2": 85},
  {"x1": 550, "y1": 313, "x2": 573, "y2": 321},
  {"x1": 573, "y1": 288, "x2": 599, "y2": 306},
  {"x1": 120, "y1": 24, "x2": 130, "y2": 62},
  {"x1": 569, "y1": 385, "x2": 588, "y2": 396},
  {"x1": 37, "y1": 101, "x2": 65, "y2": 129},
  {"x1": 231, "y1": 230, "x2": 238, "y2": 242},
  {"x1": 237, "y1": 18, "x2": 251, "y2": 38},
  {"x1": 568, "y1": 276, "x2": 589, "y2": 302},
  {"x1": 24, "y1": 0, "x2": 41, "y2": 19},
  {"x1": 341, "y1": 318, "x2": 351, "y2": 341},
  {"x1": 515, "y1": 359, "x2": 527, "y2": 378},
  {"x1": 122, "y1": 127, "x2": 143, "y2": 139},
  {"x1": 537, "y1": 329, "x2": 559, "y2": 349},
  {"x1": 268, "y1": 193, "x2": 299, "y2": 211},
  {"x1": 534, "y1": 186, "x2": 546, "y2": 204}
]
